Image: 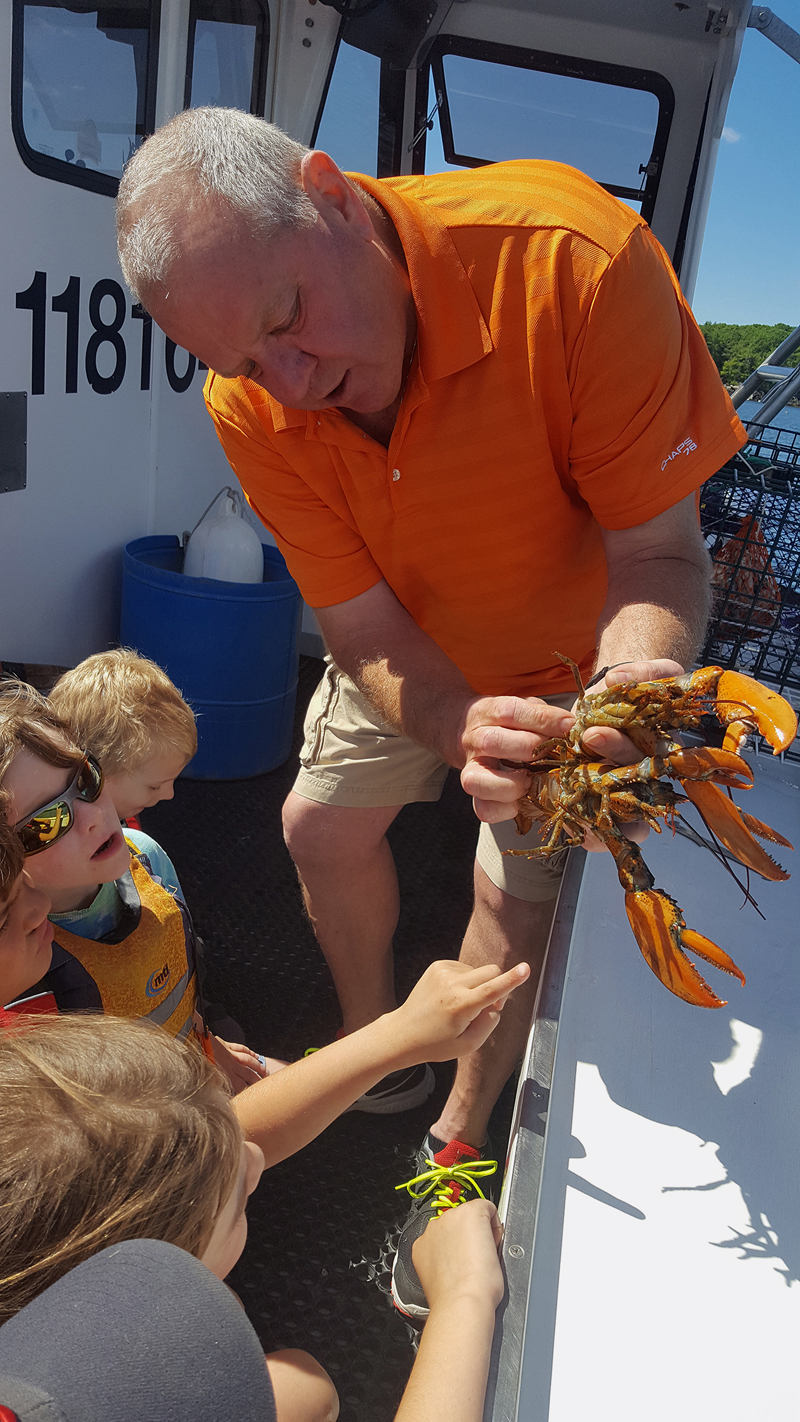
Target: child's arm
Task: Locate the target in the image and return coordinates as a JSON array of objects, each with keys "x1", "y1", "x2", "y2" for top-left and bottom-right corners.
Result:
[
  {"x1": 265, "y1": 1348, "x2": 339, "y2": 1422},
  {"x1": 394, "y1": 1200, "x2": 503, "y2": 1422},
  {"x1": 233, "y1": 959, "x2": 528, "y2": 1165}
]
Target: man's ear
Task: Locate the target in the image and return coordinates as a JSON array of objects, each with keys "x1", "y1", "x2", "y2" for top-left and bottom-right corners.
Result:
[{"x1": 300, "y1": 150, "x2": 375, "y2": 240}]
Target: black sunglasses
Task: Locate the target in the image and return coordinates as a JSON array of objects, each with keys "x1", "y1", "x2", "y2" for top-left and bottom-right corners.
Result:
[{"x1": 15, "y1": 754, "x2": 104, "y2": 857}]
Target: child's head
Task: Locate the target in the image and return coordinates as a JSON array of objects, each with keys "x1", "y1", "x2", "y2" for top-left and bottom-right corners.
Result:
[
  {"x1": 0, "y1": 777, "x2": 53, "y2": 1004},
  {"x1": 0, "y1": 1013, "x2": 264, "y2": 1323},
  {"x1": 50, "y1": 650, "x2": 196, "y2": 820},
  {"x1": 0, "y1": 680, "x2": 130, "y2": 901}
]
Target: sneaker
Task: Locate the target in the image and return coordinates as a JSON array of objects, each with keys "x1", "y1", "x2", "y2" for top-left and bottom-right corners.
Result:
[
  {"x1": 349, "y1": 1062, "x2": 435, "y2": 1115},
  {"x1": 304, "y1": 1045, "x2": 435, "y2": 1115},
  {"x1": 390, "y1": 1134, "x2": 498, "y2": 1320}
]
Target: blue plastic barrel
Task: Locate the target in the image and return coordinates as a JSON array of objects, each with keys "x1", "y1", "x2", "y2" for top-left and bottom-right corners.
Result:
[{"x1": 120, "y1": 535, "x2": 301, "y2": 779}]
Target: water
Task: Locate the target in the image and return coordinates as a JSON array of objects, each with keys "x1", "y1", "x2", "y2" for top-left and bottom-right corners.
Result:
[{"x1": 736, "y1": 399, "x2": 800, "y2": 433}]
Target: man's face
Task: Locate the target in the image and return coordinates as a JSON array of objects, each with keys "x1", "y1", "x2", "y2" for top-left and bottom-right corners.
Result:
[{"x1": 147, "y1": 201, "x2": 413, "y2": 415}]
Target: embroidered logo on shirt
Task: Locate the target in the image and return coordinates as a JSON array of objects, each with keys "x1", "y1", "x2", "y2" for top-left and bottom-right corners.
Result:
[
  {"x1": 146, "y1": 963, "x2": 171, "y2": 997},
  {"x1": 661, "y1": 436, "x2": 698, "y2": 471}
]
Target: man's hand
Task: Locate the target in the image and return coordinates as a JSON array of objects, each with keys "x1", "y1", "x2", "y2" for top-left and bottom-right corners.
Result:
[
  {"x1": 412, "y1": 1199, "x2": 504, "y2": 1315},
  {"x1": 575, "y1": 657, "x2": 683, "y2": 851},
  {"x1": 390, "y1": 959, "x2": 530, "y2": 1064},
  {"x1": 459, "y1": 695, "x2": 575, "y2": 823},
  {"x1": 576, "y1": 657, "x2": 684, "y2": 762}
]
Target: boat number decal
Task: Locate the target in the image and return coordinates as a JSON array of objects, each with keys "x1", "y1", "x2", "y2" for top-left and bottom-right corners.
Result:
[{"x1": 14, "y1": 272, "x2": 205, "y2": 396}]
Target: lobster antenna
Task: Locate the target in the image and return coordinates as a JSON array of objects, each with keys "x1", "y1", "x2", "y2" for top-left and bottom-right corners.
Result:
[{"x1": 674, "y1": 813, "x2": 764, "y2": 919}]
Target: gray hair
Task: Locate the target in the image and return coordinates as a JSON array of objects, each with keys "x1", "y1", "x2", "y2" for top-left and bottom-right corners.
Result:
[{"x1": 116, "y1": 107, "x2": 316, "y2": 302}]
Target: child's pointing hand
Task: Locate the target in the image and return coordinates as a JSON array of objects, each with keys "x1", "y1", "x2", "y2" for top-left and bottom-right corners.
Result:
[{"x1": 391, "y1": 959, "x2": 530, "y2": 1064}]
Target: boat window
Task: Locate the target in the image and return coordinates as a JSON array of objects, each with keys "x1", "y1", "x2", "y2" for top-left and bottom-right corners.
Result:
[
  {"x1": 313, "y1": 40, "x2": 380, "y2": 176},
  {"x1": 184, "y1": 0, "x2": 269, "y2": 115},
  {"x1": 11, "y1": 0, "x2": 159, "y2": 196},
  {"x1": 418, "y1": 38, "x2": 673, "y2": 224}
]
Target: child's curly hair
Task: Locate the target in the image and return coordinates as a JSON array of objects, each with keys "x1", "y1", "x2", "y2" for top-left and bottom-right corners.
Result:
[
  {"x1": 50, "y1": 649, "x2": 197, "y2": 775},
  {"x1": 0, "y1": 1014, "x2": 241, "y2": 1324}
]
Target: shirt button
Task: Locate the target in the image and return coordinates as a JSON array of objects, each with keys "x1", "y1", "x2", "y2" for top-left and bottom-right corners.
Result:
[{"x1": 392, "y1": 468, "x2": 401, "y2": 482}]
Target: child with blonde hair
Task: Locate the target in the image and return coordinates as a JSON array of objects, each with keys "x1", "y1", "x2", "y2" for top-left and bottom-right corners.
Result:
[
  {"x1": 50, "y1": 649, "x2": 196, "y2": 822},
  {"x1": 0, "y1": 681, "x2": 278, "y2": 1089},
  {"x1": 0, "y1": 1013, "x2": 336, "y2": 1422},
  {"x1": 0, "y1": 960, "x2": 522, "y2": 1422}
]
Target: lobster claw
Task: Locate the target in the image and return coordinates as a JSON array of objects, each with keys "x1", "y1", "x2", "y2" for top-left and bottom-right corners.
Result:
[
  {"x1": 666, "y1": 745, "x2": 753, "y2": 790},
  {"x1": 682, "y1": 780, "x2": 791, "y2": 881},
  {"x1": 625, "y1": 889, "x2": 745, "y2": 1009},
  {"x1": 715, "y1": 671, "x2": 798, "y2": 755}
]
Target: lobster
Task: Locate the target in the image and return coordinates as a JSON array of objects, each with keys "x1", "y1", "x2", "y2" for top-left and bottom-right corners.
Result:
[{"x1": 506, "y1": 658, "x2": 797, "y2": 1008}]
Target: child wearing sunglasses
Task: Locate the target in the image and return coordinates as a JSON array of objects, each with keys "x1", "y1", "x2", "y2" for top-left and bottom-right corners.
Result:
[
  {"x1": 0, "y1": 795, "x2": 57, "y2": 1028},
  {"x1": 0, "y1": 986, "x2": 515, "y2": 1422},
  {"x1": 0, "y1": 681, "x2": 282, "y2": 1089},
  {"x1": 50, "y1": 649, "x2": 197, "y2": 825}
]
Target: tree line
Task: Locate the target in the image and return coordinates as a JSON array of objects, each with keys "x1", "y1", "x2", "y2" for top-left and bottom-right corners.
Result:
[{"x1": 700, "y1": 322, "x2": 800, "y2": 387}]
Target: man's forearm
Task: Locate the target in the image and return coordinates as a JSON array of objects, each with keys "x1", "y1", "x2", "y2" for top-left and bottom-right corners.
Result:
[
  {"x1": 355, "y1": 653, "x2": 475, "y2": 765},
  {"x1": 594, "y1": 550, "x2": 712, "y2": 671},
  {"x1": 316, "y1": 585, "x2": 477, "y2": 765}
]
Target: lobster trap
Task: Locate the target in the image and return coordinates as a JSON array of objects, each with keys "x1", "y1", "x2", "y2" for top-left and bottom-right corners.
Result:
[{"x1": 699, "y1": 421, "x2": 800, "y2": 761}]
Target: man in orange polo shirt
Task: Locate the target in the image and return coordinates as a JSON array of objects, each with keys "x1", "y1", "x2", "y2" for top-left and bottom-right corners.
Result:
[{"x1": 117, "y1": 108, "x2": 745, "y2": 1316}]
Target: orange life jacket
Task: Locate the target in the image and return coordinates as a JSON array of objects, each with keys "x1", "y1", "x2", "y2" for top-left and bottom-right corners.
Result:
[{"x1": 47, "y1": 839, "x2": 201, "y2": 1045}]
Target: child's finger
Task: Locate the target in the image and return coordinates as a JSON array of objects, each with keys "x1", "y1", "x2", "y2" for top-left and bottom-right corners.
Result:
[
  {"x1": 464, "y1": 961, "x2": 530, "y2": 1005},
  {"x1": 488, "y1": 1204, "x2": 504, "y2": 1250},
  {"x1": 456, "y1": 1004, "x2": 502, "y2": 1049}
]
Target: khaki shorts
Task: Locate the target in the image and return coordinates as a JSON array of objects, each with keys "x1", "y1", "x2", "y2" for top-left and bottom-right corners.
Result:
[{"x1": 293, "y1": 658, "x2": 574, "y2": 904}]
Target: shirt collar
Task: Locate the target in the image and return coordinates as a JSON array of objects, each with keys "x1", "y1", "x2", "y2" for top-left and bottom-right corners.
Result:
[{"x1": 351, "y1": 172, "x2": 493, "y2": 384}]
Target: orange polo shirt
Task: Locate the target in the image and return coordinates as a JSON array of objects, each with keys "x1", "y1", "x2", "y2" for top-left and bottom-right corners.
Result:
[{"x1": 205, "y1": 161, "x2": 745, "y2": 698}]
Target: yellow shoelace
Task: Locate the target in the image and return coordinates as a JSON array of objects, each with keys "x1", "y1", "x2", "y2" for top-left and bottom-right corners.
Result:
[{"x1": 395, "y1": 1157, "x2": 498, "y2": 1214}]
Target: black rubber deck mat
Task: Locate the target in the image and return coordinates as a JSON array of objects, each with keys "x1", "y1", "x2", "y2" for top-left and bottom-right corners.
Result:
[{"x1": 144, "y1": 656, "x2": 517, "y2": 1422}]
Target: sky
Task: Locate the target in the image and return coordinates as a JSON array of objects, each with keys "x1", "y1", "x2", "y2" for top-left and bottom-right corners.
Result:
[
  {"x1": 691, "y1": 1, "x2": 800, "y2": 325},
  {"x1": 316, "y1": 8, "x2": 800, "y2": 330}
]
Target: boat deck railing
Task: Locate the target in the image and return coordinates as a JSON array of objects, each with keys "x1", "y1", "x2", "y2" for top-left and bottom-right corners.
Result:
[
  {"x1": 700, "y1": 438, "x2": 800, "y2": 759},
  {"x1": 730, "y1": 321, "x2": 800, "y2": 431}
]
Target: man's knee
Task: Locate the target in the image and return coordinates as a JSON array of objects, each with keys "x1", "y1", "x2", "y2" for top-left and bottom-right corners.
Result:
[
  {"x1": 472, "y1": 859, "x2": 558, "y2": 946},
  {"x1": 282, "y1": 790, "x2": 398, "y2": 872},
  {"x1": 282, "y1": 792, "x2": 335, "y2": 869}
]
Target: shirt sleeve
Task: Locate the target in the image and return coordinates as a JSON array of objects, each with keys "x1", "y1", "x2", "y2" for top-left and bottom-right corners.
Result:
[
  {"x1": 567, "y1": 224, "x2": 746, "y2": 529},
  {"x1": 126, "y1": 830, "x2": 183, "y2": 899},
  {"x1": 204, "y1": 376, "x2": 384, "y2": 607}
]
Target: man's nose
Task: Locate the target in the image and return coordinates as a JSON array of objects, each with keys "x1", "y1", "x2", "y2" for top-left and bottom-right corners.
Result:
[{"x1": 255, "y1": 346, "x2": 316, "y2": 405}]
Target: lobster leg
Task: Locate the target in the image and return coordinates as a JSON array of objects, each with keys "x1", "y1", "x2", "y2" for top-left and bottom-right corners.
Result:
[{"x1": 602, "y1": 827, "x2": 744, "y2": 1009}]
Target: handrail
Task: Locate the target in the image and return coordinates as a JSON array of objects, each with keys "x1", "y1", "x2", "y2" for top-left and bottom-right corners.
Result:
[{"x1": 730, "y1": 321, "x2": 800, "y2": 429}]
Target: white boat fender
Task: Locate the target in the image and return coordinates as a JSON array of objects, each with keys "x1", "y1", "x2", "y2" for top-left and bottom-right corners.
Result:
[{"x1": 182, "y1": 487, "x2": 264, "y2": 584}]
